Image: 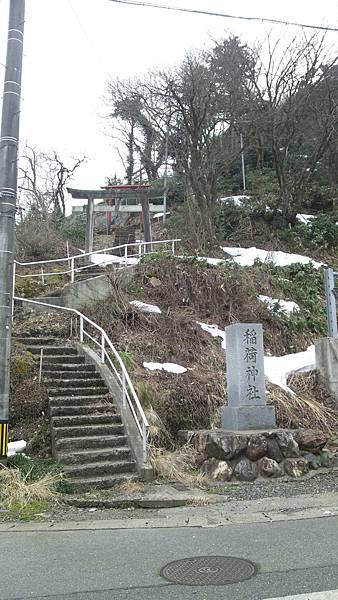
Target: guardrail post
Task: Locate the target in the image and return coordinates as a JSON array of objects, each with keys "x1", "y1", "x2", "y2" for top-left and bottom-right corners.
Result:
[
  {"x1": 325, "y1": 268, "x2": 338, "y2": 337},
  {"x1": 138, "y1": 243, "x2": 142, "y2": 258},
  {"x1": 142, "y1": 422, "x2": 147, "y2": 465},
  {"x1": 38, "y1": 348, "x2": 44, "y2": 385},
  {"x1": 41, "y1": 267, "x2": 45, "y2": 285},
  {"x1": 70, "y1": 258, "x2": 75, "y2": 283},
  {"x1": 122, "y1": 372, "x2": 126, "y2": 408},
  {"x1": 101, "y1": 333, "x2": 105, "y2": 363},
  {"x1": 79, "y1": 316, "x2": 84, "y2": 342},
  {"x1": 124, "y1": 245, "x2": 128, "y2": 266},
  {"x1": 172, "y1": 240, "x2": 175, "y2": 255}
]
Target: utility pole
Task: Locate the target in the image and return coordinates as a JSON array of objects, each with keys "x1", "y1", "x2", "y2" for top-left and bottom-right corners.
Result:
[{"x1": 0, "y1": 0, "x2": 25, "y2": 462}]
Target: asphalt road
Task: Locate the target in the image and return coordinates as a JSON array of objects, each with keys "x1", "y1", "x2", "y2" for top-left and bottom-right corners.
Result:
[{"x1": 1, "y1": 516, "x2": 338, "y2": 600}]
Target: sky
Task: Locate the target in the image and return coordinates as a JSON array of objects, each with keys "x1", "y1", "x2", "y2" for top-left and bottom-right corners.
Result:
[{"x1": 0, "y1": 0, "x2": 337, "y2": 213}]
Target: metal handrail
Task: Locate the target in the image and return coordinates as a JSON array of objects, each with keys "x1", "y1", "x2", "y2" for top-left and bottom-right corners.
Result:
[
  {"x1": 15, "y1": 238, "x2": 181, "y2": 266},
  {"x1": 14, "y1": 238, "x2": 181, "y2": 285},
  {"x1": 13, "y1": 296, "x2": 149, "y2": 465}
]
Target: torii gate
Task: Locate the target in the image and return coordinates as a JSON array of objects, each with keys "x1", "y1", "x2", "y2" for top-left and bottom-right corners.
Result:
[{"x1": 67, "y1": 184, "x2": 160, "y2": 255}]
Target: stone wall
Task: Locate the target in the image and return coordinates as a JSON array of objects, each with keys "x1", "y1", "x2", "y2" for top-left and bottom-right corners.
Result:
[{"x1": 179, "y1": 429, "x2": 338, "y2": 482}]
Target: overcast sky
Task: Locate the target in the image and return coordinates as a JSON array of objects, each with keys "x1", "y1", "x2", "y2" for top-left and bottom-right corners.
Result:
[{"x1": 0, "y1": 0, "x2": 337, "y2": 211}]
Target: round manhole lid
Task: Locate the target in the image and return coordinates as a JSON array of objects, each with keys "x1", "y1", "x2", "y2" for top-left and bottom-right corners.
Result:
[{"x1": 160, "y1": 556, "x2": 258, "y2": 586}]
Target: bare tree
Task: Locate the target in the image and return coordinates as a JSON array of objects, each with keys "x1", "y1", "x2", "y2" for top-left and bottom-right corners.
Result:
[
  {"x1": 19, "y1": 145, "x2": 86, "y2": 219},
  {"x1": 245, "y1": 35, "x2": 338, "y2": 224}
]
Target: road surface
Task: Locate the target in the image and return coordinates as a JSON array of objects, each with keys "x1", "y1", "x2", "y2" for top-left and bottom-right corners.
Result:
[{"x1": 1, "y1": 516, "x2": 338, "y2": 599}]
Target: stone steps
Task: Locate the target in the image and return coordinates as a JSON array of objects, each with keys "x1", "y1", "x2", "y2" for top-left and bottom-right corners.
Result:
[
  {"x1": 44, "y1": 370, "x2": 98, "y2": 379},
  {"x1": 64, "y1": 460, "x2": 136, "y2": 478},
  {"x1": 27, "y1": 346, "x2": 78, "y2": 356},
  {"x1": 49, "y1": 395, "x2": 110, "y2": 407},
  {"x1": 44, "y1": 356, "x2": 86, "y2": 365},
  {"x1": 54, "y1": 423, "x2": 125, "y2": 438},
  {"x1": 46, "y1": 377, "x2": 104, "y2": 388},
  {"x1": 67, "y1": 473, "x2": 138, "y2": 494},
  {"x1": 15, "y1": 337, "x2": 139, "y2": 493},
  {"x1": 58, "y1": 446, "x2": 131, "y2": 465},
  {"x1": 49, "y1": 386, "x2": 108, "y2": 397},
  {"x1": 50, "y1": 404, "x2": 114, "y2": 417},
  {"x1": 52, "y1": 414, "x2": 122, "y2": 427},
  {"x1": 55, "y1": 434, "x2": 128, "y2": 451},
  {"x1": 43, "y1": 363, "x2": 95, "y2": 372}
]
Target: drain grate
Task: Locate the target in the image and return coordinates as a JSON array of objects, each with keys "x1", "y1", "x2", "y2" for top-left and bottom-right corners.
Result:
[{"x1": 160, "y1": 555, "x2": 258, "y2": 586}]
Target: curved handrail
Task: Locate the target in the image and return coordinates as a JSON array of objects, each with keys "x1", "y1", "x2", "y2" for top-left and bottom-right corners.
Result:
[
  {"x1": 15, "y1": 238, "x2": 181, "y2": 267},
  {"x1": 13, "y1": 296, "x2": 149, "y2": 465}
]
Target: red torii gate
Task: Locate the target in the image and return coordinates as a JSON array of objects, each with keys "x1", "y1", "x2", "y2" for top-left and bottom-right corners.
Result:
[{"x1": 67, "y1": 184, "x2": 154, "y2": 255}]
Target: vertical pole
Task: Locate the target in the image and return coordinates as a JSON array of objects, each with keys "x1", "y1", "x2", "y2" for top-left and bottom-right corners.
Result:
[
  {"x1": 240, "y1": 132, "x2": 246, "y2": 192},
  {"x1": 41, "y1": 267, "x2": 45, "y2": 285},
  {"x1": 79, "y1": 316, "x2": 84, "y2": 342},
  {"x1": 141, "y1": 191, "x2": 152, "y2": 253},
  {"x1": 163, "y1": 124, "x2": 169, "y2": 223},
  {"x1": 66, "y1": 240, "x2": 70, "y2": 267},
  {"x1": 0, "y1": 0, "x2": 25, "y2": 463},
  {"x1": 101, "y1": 333, "x2": 105, "y2": 363},
  {"x1": 122, "y1": 372, "x2": 126, "y2": 408},
  {"x1": 324, "y1": 268, "x2": 338, "y2": 337},
  {"x1": 70, "y1": 257, "x2": 75, "y2": 283},
  {"x1": 85, "y1": 195, "x2": 94, "y2": 260},
  {"x1": 142, "y1": 421, "x2": 147, "y2": 465},
  {"x1": 124, "y1": 244, "x2": 128, "y2": 266},
  {"x1": 171, "y1": 240, "x2": 175, "y2": 256},
  {"x1": 38, "y1": 348, "x2": 43, "y2": 385}
]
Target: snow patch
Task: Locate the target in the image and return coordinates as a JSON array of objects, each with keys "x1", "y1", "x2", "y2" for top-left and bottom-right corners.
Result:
[
  {"x1": 8, "y1": 440, "x2": 26, "y2": 457},
  {"x1": 130, "y1": 300, "x2": 162, "y2": 314},
  {"x1": 258, "y1": 295, "x2": 300, "y2": 315},
  {"x1": 220, "y1": 195, "x2": 251, "y2": 207},
  {"x1": 196, "y1": 321, "x2": 226, "y2": 349},
  {"x1": 222, "y1": 246, "x2": 322, "y2": 269},
  {"x1": 143, "y1": 362, "x2": 187, "y2": 374},
  {"x1": 153, "y1": 211, "x2": 171, "y2": 219},
  {"x1": 90, "y1": 253, "x2": 140, "y2": 267},
  {"x1": 264, "y1": 346, "x2": 315, "y2": 394},
  {"x1": 296, "y1": 213, "x2": 315, "y2": 225}
]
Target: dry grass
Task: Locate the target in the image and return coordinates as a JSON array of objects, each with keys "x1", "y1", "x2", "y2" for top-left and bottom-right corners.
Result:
[
  {"x1": 187, "y1": 496, "x2": 213, "y2": 507},
  {"x1": 113, "y1": 481, "x2": 146, "y2": 496},
  {"x1": 150, "y1": 444, "x2": 207, "y2": 488},
  {"x1": 268, "y1": 373, "x2": 338, "y2": 433},
  {"x1": 0, "y1": 466, "x2": 60, "y2": 508}
]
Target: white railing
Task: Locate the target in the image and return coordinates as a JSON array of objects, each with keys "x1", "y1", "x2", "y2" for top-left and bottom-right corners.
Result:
[
  {"x1": 13, "y1": 296, "x2": 149, "y2": 466},
  {"x1": 14, "y1": 238, "x2": 181, "y2": 285}
]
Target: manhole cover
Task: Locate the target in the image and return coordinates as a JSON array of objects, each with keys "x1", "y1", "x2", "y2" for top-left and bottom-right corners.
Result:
[{"x1": 160, "y1": 556, "x2": 257, "y2": 586}]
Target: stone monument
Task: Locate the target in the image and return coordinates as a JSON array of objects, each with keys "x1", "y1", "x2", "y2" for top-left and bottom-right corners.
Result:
[{"x1": 221, "y1": 323, "x2": 276, "y2": 430}]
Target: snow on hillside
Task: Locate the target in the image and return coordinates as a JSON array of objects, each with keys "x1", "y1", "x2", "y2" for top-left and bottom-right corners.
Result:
[
  {"x1": 222, "y1": 246, "x2": 323, "y2": 269},
  {"x1": 258, "y1": 295, "x2": 300, "y2": 316}
]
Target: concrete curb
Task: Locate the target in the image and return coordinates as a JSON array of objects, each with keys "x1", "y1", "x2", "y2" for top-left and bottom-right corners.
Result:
[{"x1": 2, "y1": 492, "x2": 338, "y2": 533}]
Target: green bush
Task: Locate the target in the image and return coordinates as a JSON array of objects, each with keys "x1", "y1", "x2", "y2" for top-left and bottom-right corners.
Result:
[
  {"x1": 290, "y1": 214, "x2": 338, "y2": 249},
  {"x1": 61, "y1": 215, "x2": 86, "y2": 245}
]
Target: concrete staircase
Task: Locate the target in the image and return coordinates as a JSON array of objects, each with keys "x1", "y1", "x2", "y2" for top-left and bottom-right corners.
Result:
[{"x1": 22, "y1": 338, "x2": 138, "y2": 493}]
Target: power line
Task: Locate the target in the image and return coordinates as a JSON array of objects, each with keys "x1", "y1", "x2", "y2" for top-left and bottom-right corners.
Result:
[{"x1": 107, "y1": 0, "x2": 338, "y2": 33}]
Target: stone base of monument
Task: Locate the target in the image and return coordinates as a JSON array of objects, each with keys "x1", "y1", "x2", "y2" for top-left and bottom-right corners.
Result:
[
  {"x1": 178, "y1": 428, "x2": 334, "y2": 483},
  {"x1": 220, "y1": 405, "x2": 276, "y2": 431}
]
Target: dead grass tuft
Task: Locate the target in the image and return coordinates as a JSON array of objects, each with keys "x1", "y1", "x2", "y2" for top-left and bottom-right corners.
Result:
[
  {"x1": 150, "y1": 444, "x2": 207, "y2": 488},
  {"x1": 114, "y1": 481, "x2": 146, "y2": 496},
  {"x1": 0, "y1": 466, "x2": 60, "y2": 508},
  {"x1": 268, "y1": 373, "x2": 338, "y2": 433}
]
